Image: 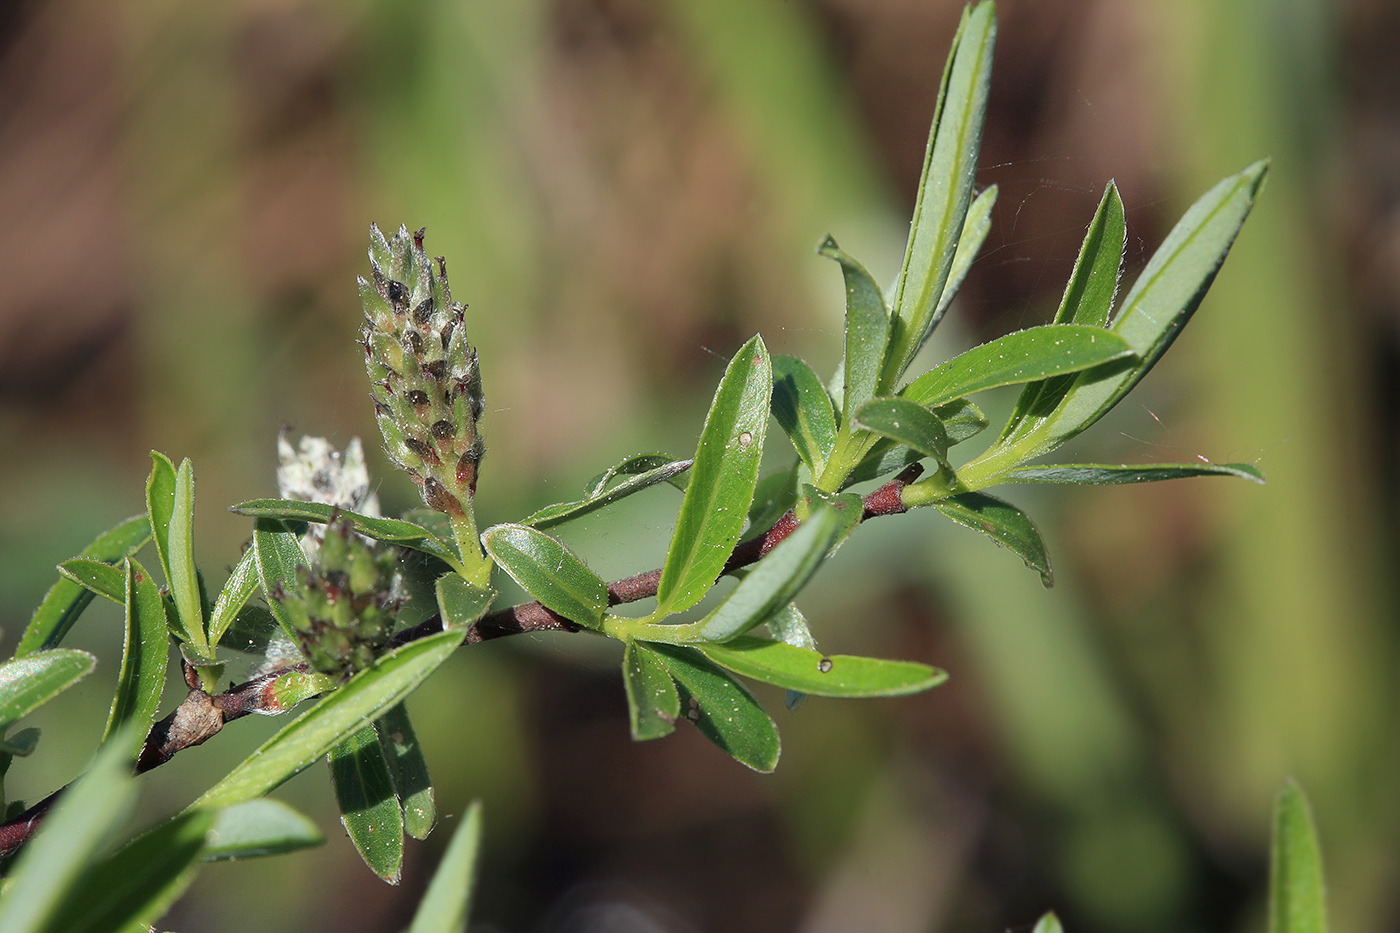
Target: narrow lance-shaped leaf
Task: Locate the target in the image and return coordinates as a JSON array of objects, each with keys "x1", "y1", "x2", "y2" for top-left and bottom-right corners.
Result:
[
  {"x1": 0, "y1": 649, "x2": 96, "y2": 734},
  {"x1": 252, "y1": 518, "x2": 310, "y2": 644},
  {"x1": 882, "y1": 3, "x2": 996, "y2": 389},
  {"x1": 17, "y1": 514, "x2": 149, "y2": 656},
  {"x1": 376, "y1": 702, "x2": 435, "y2": 840},
  {"x1": 522, "y1": 455, "x2": 693, "y2": 529},
  {"x1": 165, "y1": 457, "x2": 206, "y2": 651},
  {"x1": 933, "y1": 491, "x2": 1053, "y2": 587},
  {"x1": 699, "y1": 637, "x2": 947, "y2": 697},
  {"x1": 930, "y1": 183, "x2": 998, "y2": 328},
  {"x1": 330, "y1": 725, "x2": 404, "y2": 884},
  {"x1": 1003, "y1": 462, "x2": 1265, "y2": 486},
  {"x1": 234, "y1": 499, "x2": 461, "y2": 569},
  {"x1": 405, "y1": 801, "x2": 484, "y2": 933},
  {"x1": 56, "y1": 559, "x2": 126, "y2": 604},
  {"x1": 482, "y1": 524, "x2": 608, "y2": 630},
  {"x1": 1002, "y1": 180, "x2": 1126, "y2": 440},
  {"x1": 203, "y1": 799, "x2": 325, "y2": 861},
  {"x1": 623, "y1": 640, "x2": 679, "y2": 741},
  {"x1": 1270, "y1": 779, "x2": 1329, "y2": 933},
  {"x1": 900, "y1": 325, "x2": 1135, "y2": 410},
  {"x1": 100, "y1": 559, "x2": 169, "y2": 758},
  {"x1": 145, "y1": 451, "x2": 178, "y2": 595},
  {"x1": 935, "y1": 397, "x2": 989, "y2": 446},
  {"x1": 651, "y1": 644, "x2": 780, "y2": 773},
  {"x1": 854, "y1": 397, "x2": 951, "y2": 465},
  {"x1": 656, "y1": 335, "x2": 772, "y2": 617},
  {"x1": 771, "y1": 355, "x2": 837, "y2": 477},
  {"x1": 207, "y1": 547, "x2": 260, "y2": 648},
  {"x1": 819, "y1": 237, "x2": 888, "y2": 425}
]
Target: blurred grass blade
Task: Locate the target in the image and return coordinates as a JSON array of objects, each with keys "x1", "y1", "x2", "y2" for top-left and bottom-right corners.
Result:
[
  {"x1": 931, "y1": 183, "x2": 998, "y2": 326},
  {"x1": 252, "y1": 519, "x2": 309, "y2": 644},
  {"x1": 17, "y1": 514, "x2": 148, "y2": 655},
  {"x1": 0, "y1": 649, "x2": 96, "y2": 734},
  {"x1": 523, "y1": 455, "x2": 692, "y2": 529},
  {"x1": 1270, "y1": 779, "x2": 1329, "y2": 933},
  {"x1": 699, "y1": 636, "x2": 946, "y2": 697},
  {"x1": 771, "y1": 354, "x2": 838, "y2": 477},
  {"x1": 819, "y1": 236, "x2": 888, "y2": 425},
  {"x1": 406, "y1": 800, "x2": 483, "y2": 933},
  {"x1": 482, "y1": 524, "x2": 608, "y2": 630},
  {"x1": 0, "y1": 726, "x2": 138, "y2": 933},
  {"x1": 100, "y1": 559, "x2": 169, "y2": 757},
  {"x1": 854, "y1": 398, "x2": 951, "y2": 463},
  {"x1": 1002, "y1": 181, "x2": 1126, "y2": 440},
  {"x1": 37, "y1": 809, "x2": 214, "y2": 933},
  {"x1": 207, "y1": 547, "x2": 259, "y2": 648},
  {"x1": 165, "y1": 457, "x2": 206, "y2": 651},
  {"x1": 900, "y1": 325, "x2": 1135, "y2": 409},
  {"x1": 623, "y1": 640, "x2": 679, "y2": 741},
  {"x1": 235, "y1": 499, "x2": 461, "y2": 569},
  {"x1": 652, "y1": 644, "x2": 780, "y2": 772},
  {"x1": 376, "y1": 702, "x2": 435, "y2": 840},
  {"x1": 933, "y1": 491, "x2": 1053, "y2": 587},
  {"x1": 203, "y1": 798, "x2": 325, "y2": 861},
  {"x1": 1004, "y1": 462, "x2": 1265, "y2": 485},
  {"x1": 195, "y1": 628, "x2": 465, "y2": 810},
  {"x1": 656, "y1": 335, "x2": 772, "y2": 617},
  {"x1": 883, "y1": 2, "x2": 996, "y2": 388},
  {"x1": 57, "y1": 559, "x2": 126, "y2": 604},
  {"x1": 330, "y1": 725, "x2": 404, "y2": 883},
  {"x1": 435, "y1": 575, "x2": 496, "y2": 631}
]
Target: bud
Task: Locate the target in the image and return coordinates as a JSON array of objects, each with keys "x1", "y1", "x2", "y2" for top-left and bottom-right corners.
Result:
[{"x1": 359, "y1": 225, "x2": 484, "y2": 519}]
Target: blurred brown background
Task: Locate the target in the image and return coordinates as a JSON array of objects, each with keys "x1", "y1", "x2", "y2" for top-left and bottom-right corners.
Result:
[{"x1": 1, "y1": 0, "x2": 1398, "y2": 930}]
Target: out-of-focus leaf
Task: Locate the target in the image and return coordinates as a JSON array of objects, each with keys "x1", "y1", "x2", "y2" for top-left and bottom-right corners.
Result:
[
  {"x1": 883, "y1": 3, "x2": 996, "y2": 387},
  {"x1": 376, "y1": 702, "x2": 435, "y2": 840},
  {"x1": 771, "y1": 355, "x2": 837, "y2": 477},
  {"x1": 207, "y1": 547, "x2": 259, "y2": 648},
  {"x1": 0, "y1": 728, "x2": 39, "y2": 757},
  {"x1": 100, "y1": 559, "x2": 168, "y2": 757},
  {"x1": 195, "y1": 628, "x2": 465, "y2": 810},
  {"x1": 234, "y1": 500, "x2": 461, "y2": 569},
  {"x1": 0, "y1": 726, "x2": 138, "y2": 933},
  {"x1": 1003, "y1": 462, "x2": 1265, "y2": 485},
  {"x1": 699, "y1": 637, "x2": 947, "y2": 697},
  {"x1": 202, "y1": 798, "x2": 325, "y2": 861},
  {"x1": 1003, "y1": 181, "x2": 1126, "y2": 440},
  {"x1": 651, "y1": 645, "x2": 780, "y2": 772},
  {"x1": 656, "y1": 335, "x2": 771, "y2": 617},
  {"x1": 934, "y1": 397, "x2": 989, "y2": 446},
  {"x1": 1270, "y1": 779, "x2": 1329, "y2": 933},
  {"x1": 252, "y1": 519, "x2": 308, "y2": 644},
  {"x1": 38, "y1": 809, "x2": 213, "y2": 933},
  {"x1": 405, "y1": 800, "x2": 483, "y2": 933},
  {"x1": 819, "y1": 237, "x2": 888, "y2": 423},
  {"x1": 623, "y1": 640, "x2": 679, "y2": 741},
  {"x1": 931, "y1": 184, "x2": 998, "y2": 326},
  {"x1": 482, "y1": 524, "x2": 608, "y2": 630},
  {"x1": 1032, "y1": 913, "x2": 1066, "y2": 933},
  {"x1": 933, "y1": 491, "x2": 1053, "y2": 587},
  {"x1": 165, "y1": 457, "x2": 206, "y2": 652},
  {"x1": 56, "y1": 559, "x2": 125, "y2": 604},
  {"x1": 330, "y1": 725, "x2": 404, "y2": 884},
  {"x1": 17, "y1": 514, "x2": 149, "y2": 656},
  {"x1": 854, "y1": 398, "x2": 950, "y2": 463},
  {"x1": 746, "y1": 465, "x2": 800, "y2": 537},
  {"x1": 0, "y1": 649, "x2": 96, "y2": 734},
  {"x1": 522, "y1": 455, "x2": 692, "y2": 529},
  {"x1": 435, "y1": 575, "x2": 496, "y2": 631},
  {"x1": 901, "y1": 325, "x2": 1135, "y2": 409}
]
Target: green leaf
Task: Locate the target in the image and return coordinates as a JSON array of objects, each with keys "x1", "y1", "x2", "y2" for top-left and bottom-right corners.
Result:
[
  {"x1": 376, "y1": 702, "x2": 435, "y2": 840},
  {"x1": 435, "y1": 575, "x2": 496, "y2": 631},
  {"x1": 165, "y1": 457, "x2": 206, "y2": 651},
  {"x1": 771, "y1": 355, "x2": 837, "y2": 477},
  {"x1": 522, "y1": 455, "x2": 692, "y2": 529},
  {"x1": 207, "y1": 546, "x2": 260, "y2": 648},
  {"x1": 1032, "y1": 913, "x2": 1066, "y2": 933},
  {"x1": 234, "y1": 499, "x2": 461, "y2": 569},
  {"x1": 763, "y1": 604, "x2": 817, "y2": 711},
  {"x1": 0, "y1": 728, "x2": 39, "y2": 757},
  {"x1": 901, "y1": 325, "x2": 1136, "y2": 409},
  {"x1": 1003, "y1": 462, "x2": 1265, "y2": 485},
  {"x1": 698, "y1": 637, "x2": 947, "y2": 697},
  {"x1": 0, "y1": 726, "x2": 138, "y2": 933},
  {"x1": 842, "y1": 441, "x2": 924, "y2": 489},
  {"x1": 883, "y1": 2, "x2": 996, "y2": 387},
  {"x1": 203, "y1": 798, "x2": 325, "y2": 860},
  {"x1": 623, "y1": 640, "x2": 679, "y2": 741},
  {"x1": 931, "y1": 183, "x2": 998, "y2": 326},
  {"x1": 17, "y1": 514, "x2": 149, "y2": 655},
  {"x1": 330, "y1": 725, "x2": 404, "y2": 883},
  {"x1": 145, "y1": 451, "x2": 178, "y2": 595},
  {"x1": 656, "y1": 335, "x2": 772, "y2": 617},
  {"x1": 38, "y1": 809, "x2": 213, "y2": 933},
  {"x1": 482, "y1": 524, "x2": 608, "y2": 629},
  {"x1": 195, "y1": 628, "x2": 465, "y2": 810},
  {"x1": 100, "y1": 559, "x2": 169, "y2": 758},
  {"x1": 746, "y1": 464, "x2": 800, "y2": 537},
  {"x1": 854, "y1": 397, "x2": 951, "y2": 463},
  {"x1": 679, "y1": 502, "x2": 859, "y2": 643},
  {"x1": 1002, "y1": 181, "x2": 1126, "y2": 440},
  {"x1": 405, "y1": 800, "x2": 483, "y2": 933},
  {"x1": 251, "y1": 519, "x2": 309, "y2": 644},
  {"x1": 651, "y1": 644, "x2": 780, "y2": 772},
  {"x1": 1270, "y1": 779, "x2": 1329, "y2": 933},
  {"x1": 819, "y1": 237, "x2": 888, "y2": 424},
  {"x1": 56, "y1": 558, "x2": 126, "y2": 604},
  {"x1": 934, "y1": 397, "x2": 989, "y2": 446},
  {"x1": 933, "y1": 491, "x2": 1053, "y2": 587},
  {"x1": 0, "y1": 649, "x2": 96, "y2": 734}
]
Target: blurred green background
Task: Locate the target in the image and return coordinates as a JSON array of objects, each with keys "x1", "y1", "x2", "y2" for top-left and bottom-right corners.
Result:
[{"x1": 1, "y1": 0, "x2": 1396, "y2": 930}]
